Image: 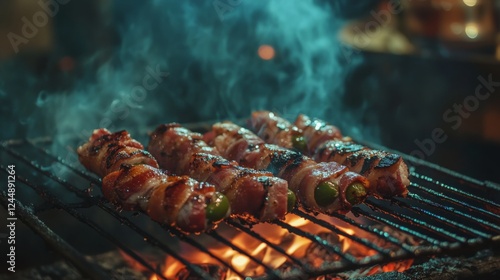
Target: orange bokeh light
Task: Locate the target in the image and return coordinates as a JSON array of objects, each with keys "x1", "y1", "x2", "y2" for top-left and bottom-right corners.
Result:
[
  {"x1": 59, "y1": 56, "x2": 75, "y2": 72},
  {"x1": 258, "y1": 45, "x2": 275, "y2": 60}
]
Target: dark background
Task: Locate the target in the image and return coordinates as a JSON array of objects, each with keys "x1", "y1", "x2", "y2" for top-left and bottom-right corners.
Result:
[
  {"x1": 0, "y1": 0, "x2": 500, "y2": 272},
  {"x1": 0, "y1": 1, "x2": 499, "y2": 186}
]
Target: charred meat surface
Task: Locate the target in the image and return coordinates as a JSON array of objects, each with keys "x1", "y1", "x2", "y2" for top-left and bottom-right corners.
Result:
[
  {"x1": 77, "y1": 129, "x2": 159, "y2": 177},
  {"x1": 249, "y1": 111, "x2": 409, "y2": 198},
  {"x1": 77, "y1": 128, "x2": 229, "y2": 233},
  {"x1": 296, "y1": 114, "x2": 410, "y2": 198},
  {"x1": 148, "y1": 124, "x2": 289, "y2": 223},
  {"x1": 205, "y1": 122, "x2": 369, "y2": 214}
]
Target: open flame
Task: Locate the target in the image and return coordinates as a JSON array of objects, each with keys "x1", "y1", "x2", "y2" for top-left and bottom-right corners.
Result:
[{"x1": 145, "y1": 214, "x2": 416, "y2": 279}]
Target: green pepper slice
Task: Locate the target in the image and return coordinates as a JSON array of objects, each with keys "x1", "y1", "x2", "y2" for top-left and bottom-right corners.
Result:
[
  {"x1": 206, "y1": 193, "x2": 230, "y2": 222},
  {"x1": 345, "y1": 183, "x2": 367, "y2": 205},
  {"x1": 314, "y1": 181, "x2": 339, "y2": 207}
]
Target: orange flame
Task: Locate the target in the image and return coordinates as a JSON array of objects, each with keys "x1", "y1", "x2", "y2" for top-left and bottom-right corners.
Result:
[{"x1": 146, "y1": 214, "x2": 415, "y2": 279}]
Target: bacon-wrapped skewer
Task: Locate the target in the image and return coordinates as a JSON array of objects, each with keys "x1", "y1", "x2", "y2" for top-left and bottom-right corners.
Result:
[
  {"x1": 249, "y1": 111, "x2": 409, "y2": 198},
  {"x1": 148, "y1": 124, "x2": 292, "y2": 223},
  {"x1": 204, "y1": 122, "x2": 369, "y2": 214},
  {"x1": 249, "y1": 111, "x2": 342, "y2": 153},
  {"x1": 77, "y1": 129, "x2": 230, "y2": 233}
]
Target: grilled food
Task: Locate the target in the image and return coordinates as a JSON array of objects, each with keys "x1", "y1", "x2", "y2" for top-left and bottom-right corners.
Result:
[
  {"x1": 204, "y1": 122, "x2": 369, "y2": 214},
  {"x1": 148, "y1": 124, "x2": 291, "y2": 222},
  {"x1": 77, "y1": 128, "x2": 159, "y2": 177},
  {"x1": 77, "y1": 129, "x2": 229, "y2": 233},
  {"x1": 249, "y1": 111, "x2": 409, "y2": 198},
  {"x1": 250, "y1": 111, "x2": 342, "y2": 153}
]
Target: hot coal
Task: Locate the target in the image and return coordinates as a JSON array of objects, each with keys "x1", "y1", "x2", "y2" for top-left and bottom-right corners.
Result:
[
  {"x1": 0, "y1": 251, "x2": 147, "y2": 280},
  {"x1": 306, "y1": 232, "x2": 342, "y2": 267},
  {"x1": 176, "y1": 264, "x2": 228, "y2": 280},
  {"x1": 360, "y1": 249, "x2": 500, "y2": 280}
]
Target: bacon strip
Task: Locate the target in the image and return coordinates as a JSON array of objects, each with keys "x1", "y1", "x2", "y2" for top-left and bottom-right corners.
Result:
[
  {"x1": 148, "y1": 124, "x2": 289, "y2": 222},
  {"x1": 77, "y1": 129, "x2": 159, "y2": 177},
  {"x1": 249, "y1": 111, "x2": 409, "y2": 198},
  {"x1": 205, "y1": 122, "x2": 369, "y2": 214},
  {"x1": 77, "y1": 128, "x2": 227, "y2": 233}
]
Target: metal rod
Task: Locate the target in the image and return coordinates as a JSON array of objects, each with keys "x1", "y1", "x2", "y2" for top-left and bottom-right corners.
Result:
[
  {"x1": 399, "y1": 194, "x2": 500, "y2": 234},
  {"x1": 0, "y1": 172, "x2": 169, "y2": 280},
  {"x1": 396, "y1": 202, "x2": 491, "y2": 239},
  {"x1": 225, "y1": 219, "x2": 308, "y2": 270},
  {"x1": 408, "y1": 162, "x2": 498, "y2": 192},
  {"x1": 165, "y1": 226, "x2": 247, "y2": 279},
  {"x1": 365, "y1": 199, "x2": 467, "y2": 243},
  {"x1": 351, "y1": 207, "x2": 442, "y2": 246},
  {"x1": 207, "y1": 231, "x2": 282, "y2": 279},
  {"x1": 410, "y1": 182, "x2": 500, "y2": 220},
  {"x1": 366, "y1": 140, "x2": 498, "y2": 193},
  {"x1": 0, "y1": 164, "x2": 205, "y2": 280},
  {"x1": 411, "y1": 172, "x2": 500, "y2": 209},
  {"x1": 272, "y1": 220, "x2": 358, "y2": 264},
  {"x1": 22, "y1": 140, "x2": 248, "y2": 278},
  {"x1": 292, "y1": 209, "x2": 393, "y2": 257},
  {"x1": 0, "y1": 192, "x2": 110, "y2": 280},
  {"x1": 2, "y1": 136, "x2": 499, "y2": 278},
  {"x1": 329, "y1": 212, "x2": 416, "y2": 255}
]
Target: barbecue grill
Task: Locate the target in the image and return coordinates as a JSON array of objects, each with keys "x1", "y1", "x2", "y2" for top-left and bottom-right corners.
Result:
[
  {"x1": 2, "y1": 0, "x2": 500, "y2": 279},
  {"x1": 1, "y1": 122, "x2": 499, "y2": 280}
]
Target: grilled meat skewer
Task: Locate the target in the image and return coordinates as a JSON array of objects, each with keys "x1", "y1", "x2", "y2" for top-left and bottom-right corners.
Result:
[
  {"x1": 204, "y1": 122, "x2": 369, "y2": 214},
  {"x1": 77, "y1": 128, "x2": 159, "y2": 177},
  {"x1": 78, "y1": 129, "x2": 229, "y2": 233},
  {"x1": 250, "y1": 111, "x2": 342, "y2": 153},
  {"x1": 249, "y1": 111, "x2": 409, "y2": 198},
  {"x1": 148, "y1": 124, "x2": 292, "y2": 223}
]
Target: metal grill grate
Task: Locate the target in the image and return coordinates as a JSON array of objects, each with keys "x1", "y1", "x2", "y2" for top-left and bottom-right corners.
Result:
[{"x1": 1, "y1": 134, "x2": 499, "y2": 279}]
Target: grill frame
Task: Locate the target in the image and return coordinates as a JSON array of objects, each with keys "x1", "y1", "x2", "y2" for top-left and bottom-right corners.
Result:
[{"x1": 1, "y1": 131, "x2": 499, "y2": 279}]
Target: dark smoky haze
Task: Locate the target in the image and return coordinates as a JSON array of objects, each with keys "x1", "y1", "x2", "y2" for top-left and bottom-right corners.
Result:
[
  {"x1": 0, "y1": 0, "x2": 500, "y2": 273},
  {"x1": 1, "y1": 0, "x2": 500, "y2": 183},
  {"x1": 0, "y1": 0, "x2": 377, "y2": 146}
]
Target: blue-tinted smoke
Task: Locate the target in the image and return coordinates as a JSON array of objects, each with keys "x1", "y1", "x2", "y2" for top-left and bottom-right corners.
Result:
[{"x1": 1, "y1": 0, "x2": 378, "y2": 146}]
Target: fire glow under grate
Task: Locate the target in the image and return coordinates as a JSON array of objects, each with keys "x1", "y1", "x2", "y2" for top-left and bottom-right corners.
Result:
[{"x1": 1, "y1": 130, "x2": 499, "y2": 279}]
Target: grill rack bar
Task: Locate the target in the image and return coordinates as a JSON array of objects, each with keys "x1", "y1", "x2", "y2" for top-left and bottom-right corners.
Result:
[
  {"x1": 1, "y1": 137, "x2": 499, "y2": 279},
  {"x1": 225, "y1": 219, "x2": 309, "y2": 270},
  {"x1": 0, "y1": 145, "x2": 212, "y2": 280},
  {"x1": 365, "y1": 199, "x2": 467, "y2": 243},
  {"x1": 5, "y1": 139, "x2": 256, "y2": 279},
  {"x1": 291, "y1": 210, "x2": 394, "y2": 257},
  {"x1": 19, "y1": 139, "x2": 253, "y2": 278},
  {"x1": 273, "y1": 219, "x2": 358, "y2": 264},
  {"x1": 364, "y1": 199, "x2": 468, "y2": 243},
  {"x1": 0, "y1": 169, "x2": 173, "y2": 280},
  {"x1": 367, "y1": 141, "x2": 500, "y2": 194},
  {"x1": 162, "y1": 226, "x2": 248, "y2": 279},
  {"x1": 403, "y1": 193, "x2": 500, "y2": 233},
  {"x1": 23, "y1": 141, "x2": 253, "y2": 278},
  {"x1": 411, "y1": 172, "x2": 500, "y2": 209},
  {"x1": 410, "y1": 181, "x2": 500, "y2": 220},
  {"x1": 0, "y1": 191, "x2": 109, "y2": 280},
  {"x1": 207, "y1": 231, "x2": 282, "y2": 278},
  {"x1": 12, "y1": 138, "x2": 372, "y2": 276},
  {"x1": 328, "y1": 212, "x2": 416, "y2": 254},
  {"x1": 351, "y1": 206, "x2": 443, "y2": 246},
  {"x1": 392, "y1": 197, "x2": 496, "y2": 238}
]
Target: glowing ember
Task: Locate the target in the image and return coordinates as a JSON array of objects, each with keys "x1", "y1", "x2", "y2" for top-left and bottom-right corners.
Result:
[
  {"x1": 338, "y1": 228, "x2": 355, "y2": 252},
  {"x1": 145, "y1": 214, "x2": 418, "y2": 279},
  {"x1": 232, "y1": 255, "x2": 250, "y2": 271}
]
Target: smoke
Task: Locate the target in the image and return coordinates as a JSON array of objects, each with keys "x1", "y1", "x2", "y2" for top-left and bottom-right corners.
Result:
[{"x1": 1, "y1": 0, "x2": 379, "y2": 147}]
